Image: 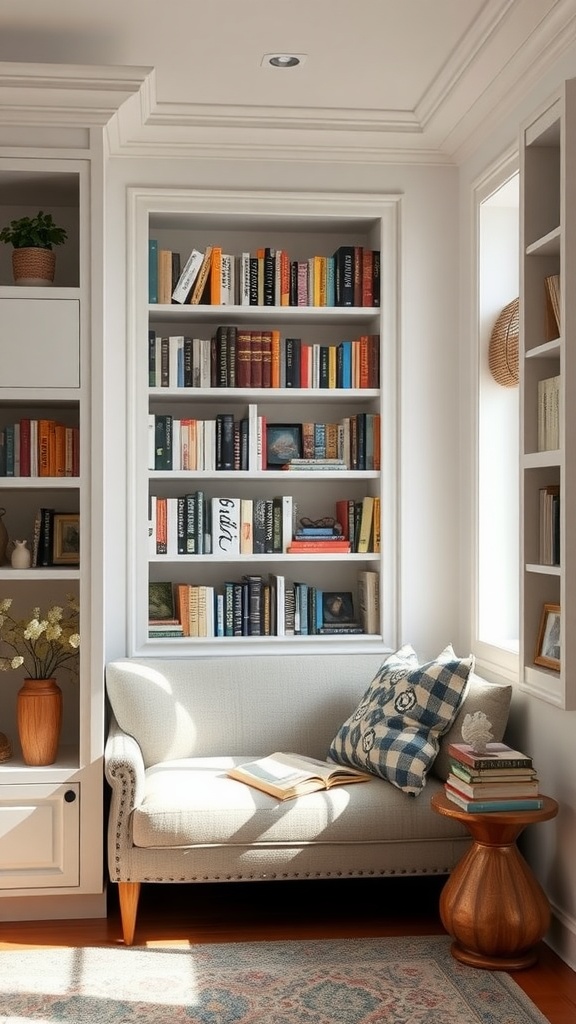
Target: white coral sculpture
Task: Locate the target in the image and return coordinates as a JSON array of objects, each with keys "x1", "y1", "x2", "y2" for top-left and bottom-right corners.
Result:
[{"x1": 461, "y1": 711, "x2": 494, "y2": 753}]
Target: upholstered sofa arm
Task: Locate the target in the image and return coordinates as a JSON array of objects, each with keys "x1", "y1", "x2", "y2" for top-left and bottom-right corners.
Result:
[{"x1": 104, "y1": 715, "x2": 146, "y2": 880}]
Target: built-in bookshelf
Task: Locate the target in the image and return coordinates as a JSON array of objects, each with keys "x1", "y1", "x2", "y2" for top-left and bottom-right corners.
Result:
[
  {"x1": 520, "y1": 79, "x2": 576, "y2": 709},
  {"x1": 0, "y1": 158, "x2": 101, "y2": 905},
  {"x1": 128, "y1": 189, "x2": 399, "y2": 655}
]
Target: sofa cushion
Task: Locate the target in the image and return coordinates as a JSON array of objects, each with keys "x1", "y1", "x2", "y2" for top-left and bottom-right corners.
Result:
[
  {"x1": 433, "y1": 673, "x2": 512, "y2": 781},
  {"x1": 131, "y1": 755, "x2": 467, "y2": 849},
  {"x1": 327, "y1": 644, "x2": 473, "y2": 795}
]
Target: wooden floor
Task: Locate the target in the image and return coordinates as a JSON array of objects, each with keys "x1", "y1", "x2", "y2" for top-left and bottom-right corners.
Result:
[{"x1": 1, "y1": 877, "x2": 575, "y2": 1023}]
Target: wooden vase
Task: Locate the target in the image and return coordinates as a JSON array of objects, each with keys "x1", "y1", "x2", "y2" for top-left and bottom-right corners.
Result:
[{"x1": 17, "y1": 678, "x2": 62, "y2": 766}]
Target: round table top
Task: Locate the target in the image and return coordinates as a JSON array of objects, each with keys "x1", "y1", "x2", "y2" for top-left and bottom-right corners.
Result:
[{"x1": 431, "y1": 790, "x2": 558, "y2": 827}]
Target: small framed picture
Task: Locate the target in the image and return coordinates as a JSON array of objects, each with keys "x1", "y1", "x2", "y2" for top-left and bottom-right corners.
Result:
[
  {"x1": 52, "y1": 513, "x2": 80, "y2": 565},
  {"x1": 534, "y1": 602, "x2": 561, "y2": 671},
  {"x1": 149, "y1": 581, "x2": 175, "y2": 621},
  {"x1": 266, "y1": 423, "x2": 302, "y2": 467},
  {"x1": 322, "y1": 591, "x2": 356, "y2": 624}
]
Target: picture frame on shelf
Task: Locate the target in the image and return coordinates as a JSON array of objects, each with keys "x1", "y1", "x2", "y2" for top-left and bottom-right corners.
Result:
[
  {"x1": 322, "y1": 591, "x2": 356, "y2": 624},
  {"x1": 534, "y1": 602, "x2": 561, "y2": 671},
  {"x1": 52, "y1": 513, "x2": 80, "y2": 565},
  {"x1": 266, "y1": 423, "x2": 303, "y2": 467},
  {"x1": 149, "y1": 581, "x2": 175, "y2": 621}
]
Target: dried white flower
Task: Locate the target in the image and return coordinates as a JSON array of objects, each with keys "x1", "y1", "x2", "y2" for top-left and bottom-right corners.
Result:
[{"x1": 461, "y1": 711, "x2": 494, "y2": 753}]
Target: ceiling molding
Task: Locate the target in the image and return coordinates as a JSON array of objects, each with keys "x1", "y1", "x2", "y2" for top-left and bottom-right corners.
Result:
[{"x1": 0, "y1": 62, "x2": 152, "y2": 128}]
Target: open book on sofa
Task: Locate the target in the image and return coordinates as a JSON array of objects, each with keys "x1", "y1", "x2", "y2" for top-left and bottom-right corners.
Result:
[{"x1": 226, "y1": 752, "x2": 371, "y2": 800}]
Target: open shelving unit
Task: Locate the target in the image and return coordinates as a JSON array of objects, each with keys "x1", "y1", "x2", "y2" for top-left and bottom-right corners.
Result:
[
  {"x1": 519, "y1": 79, "x2": 576, "y2": 709},
  {"x1": 127, "y1": 189, "x2": 399, "y2": 656}
]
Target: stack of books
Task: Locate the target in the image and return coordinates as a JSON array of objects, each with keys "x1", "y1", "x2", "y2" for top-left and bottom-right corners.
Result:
[
  {"x1": 444, "y1": 741, "x2": 543, "y2": 812},
  {"x1": 287, "y1": 524, "x2": 351, "y2": 554}
]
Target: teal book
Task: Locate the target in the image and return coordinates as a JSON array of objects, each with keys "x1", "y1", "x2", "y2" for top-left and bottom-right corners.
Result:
[{"x1": 445, "y1": 787, "x2": 543, "y2": 813}]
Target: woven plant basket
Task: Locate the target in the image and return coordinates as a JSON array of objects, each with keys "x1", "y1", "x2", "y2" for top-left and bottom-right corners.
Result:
[
  {"x1": 12, "y1": 247, "x2": 56, "y2": 286},
  {"x1": 0, "y1": 731, "x2": 12, "y2": 763},
  {"x1": 489, "y1": 297, "x2": 519, "y2": 388}
]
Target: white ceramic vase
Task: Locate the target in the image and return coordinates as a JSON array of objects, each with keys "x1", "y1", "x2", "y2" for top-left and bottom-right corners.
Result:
[{"x1": 11, "y1": 539, "x2": 31, "y2": 569}]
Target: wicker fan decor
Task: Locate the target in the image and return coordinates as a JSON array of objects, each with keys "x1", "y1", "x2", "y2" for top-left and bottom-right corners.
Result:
[{"x1": 489, "y1": 297, "x2": 519, "y2": 387}]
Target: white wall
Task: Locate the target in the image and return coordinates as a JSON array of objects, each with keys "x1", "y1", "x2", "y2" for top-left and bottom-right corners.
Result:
[{"x1": 458, "y1": 46, "x2": 576, "y2": 969}]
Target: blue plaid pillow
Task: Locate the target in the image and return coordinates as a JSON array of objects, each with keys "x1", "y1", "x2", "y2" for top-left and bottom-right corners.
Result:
[{"x1": 328, "y1": 644, "x2": 473, "y2": 795}]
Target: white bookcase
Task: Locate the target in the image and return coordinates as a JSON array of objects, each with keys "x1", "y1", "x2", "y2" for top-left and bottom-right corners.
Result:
[
  {"x1": 520, "y1": 80, "x2": 576, "y2": 709},
  {"x1": 127, "y1": 189, "x2": 399, "y2": 656},
  {"x1": 0, "y1": 159, "x2": 103, "y2": 908}
]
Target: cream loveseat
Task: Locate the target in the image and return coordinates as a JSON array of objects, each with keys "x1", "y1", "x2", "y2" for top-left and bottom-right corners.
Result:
[{"x1": 104, "y1": 653, "x2": 512, "y2": 944}]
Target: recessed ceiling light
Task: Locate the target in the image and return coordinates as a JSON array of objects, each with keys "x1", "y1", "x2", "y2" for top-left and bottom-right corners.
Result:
[{"x1": 261, "y1": 53, "x2": 307, "y2": 69}]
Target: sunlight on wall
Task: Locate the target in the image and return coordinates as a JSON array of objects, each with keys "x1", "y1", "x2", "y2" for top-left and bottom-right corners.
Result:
[{"x1": 478, "y1": 175, "x2": 519, "y2": 653}]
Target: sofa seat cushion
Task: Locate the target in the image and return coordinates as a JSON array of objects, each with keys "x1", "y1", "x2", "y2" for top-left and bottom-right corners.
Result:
[{"x1": 131, "y1": 756, "x2": 467, "y2": 849}]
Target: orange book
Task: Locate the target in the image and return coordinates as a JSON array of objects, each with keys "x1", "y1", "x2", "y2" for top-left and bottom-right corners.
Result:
[
  {"x1": 156, "y1": 496, "x2": 168, "y2": 554},
  {"x1": 176, "y1": 584, "x2": 191, "y2": 636},
  {"x1": 359, "y1": 336, "x2": 370, "y2": 388},
  {"x1": 38, "y1": 419, "x2": 52, "y2": 477},
  {"x1": 271, "y1": 330, "x2": 281, "y2": 388},
  {"x1": 210, "y1": 247, "x2": 222, "y2": 305},
  {"x1": 280, "y1": 250, "x2": 290, "y2": 306}
]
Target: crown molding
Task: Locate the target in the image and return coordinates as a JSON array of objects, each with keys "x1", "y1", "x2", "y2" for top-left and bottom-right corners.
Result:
[
  {"x1": 104, "y1": 0, "x2": 576, "y2": 166},
  {"x1": 0, "y1": 62, "x2": 152, "y2": 128}
]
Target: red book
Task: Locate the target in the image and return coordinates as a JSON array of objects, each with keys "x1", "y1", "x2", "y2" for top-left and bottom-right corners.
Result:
[
  {"x1": 359, "y1": 336, "x2": 370, "y2": 389},
  {"x1": 250, "y1": 330, "x2": 263, "y2": 388},
  {"x1": 236, "y1": 329, "x2": 252, "y2": 387},
  {"x1": 261, "y1": 330, "x2": 272, "y2": 388},
  {"x1": 19, "y1": 418, "x2": 31, "y2": 477},
  {"x1": 362, "y1": 249, "x2": 373, "y2": 306},
  {"x1": 287, "y1": 540, "x2": 351, "y2": 552},
  {"x1": 300, "y1": 343, "x2": 311, "y2": 388}
]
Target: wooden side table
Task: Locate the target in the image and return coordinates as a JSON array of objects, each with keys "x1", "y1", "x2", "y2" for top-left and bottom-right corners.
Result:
[{"x1": 431, "y1": 791, "x2": 558, "y2": 970}]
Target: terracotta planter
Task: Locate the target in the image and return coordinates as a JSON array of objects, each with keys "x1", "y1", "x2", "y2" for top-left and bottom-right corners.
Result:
[
  {"x1": 17, "y1": 678, "x2": 62, "y2": 765},
  {"x1": 12, "y1": 247, "x2": 56, "y2": 286}
]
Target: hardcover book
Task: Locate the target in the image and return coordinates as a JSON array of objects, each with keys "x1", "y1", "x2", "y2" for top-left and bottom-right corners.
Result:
[
  {"x1": 227, "y1": 752, "x2": 370, "y2": 801},
  {"x1": 444, "y1": 788, "x2": 543, "y2": 813},
  {"x1": 448, "y1": 742, "x2": 533, "y2": 771}
]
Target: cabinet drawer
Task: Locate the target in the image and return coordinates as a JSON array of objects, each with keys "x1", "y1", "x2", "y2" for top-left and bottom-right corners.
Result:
[
  {"x1": 0, "y1": 298, "x2": 79, "y2": 388},
  {"x1": 0, "y1": 782, "x2": 79, "y2": 888}
]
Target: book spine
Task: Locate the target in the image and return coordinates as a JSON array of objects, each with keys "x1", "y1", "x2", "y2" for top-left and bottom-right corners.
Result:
[
  {"x1": 148, "y1": 239, "x2": 158, "y2": 303},
  {"x1": 211, "y1": 496, "x2": 240, "y2": 555}
]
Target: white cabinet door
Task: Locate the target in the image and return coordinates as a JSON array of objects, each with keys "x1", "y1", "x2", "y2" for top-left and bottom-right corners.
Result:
[
  {"x1": 0, "y1": 298, "x2": 80, "y2": 388},
  {"x1": 0, "y1": 783, "x2": 79, "y2": 888}
]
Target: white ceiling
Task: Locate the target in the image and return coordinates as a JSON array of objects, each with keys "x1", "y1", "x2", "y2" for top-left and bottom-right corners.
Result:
[{"x1": 1, "y1": 0, "x2": 575, "y2": 162}]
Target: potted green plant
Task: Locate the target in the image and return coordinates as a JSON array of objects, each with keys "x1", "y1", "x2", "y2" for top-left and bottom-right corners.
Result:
[{"x1": 0, "y1": 210, "x2": 68, "y2": 286}]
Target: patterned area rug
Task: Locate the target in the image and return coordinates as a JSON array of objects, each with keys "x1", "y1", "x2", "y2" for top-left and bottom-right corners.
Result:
[{"x1": 0, "y1": 934, "x2": 549, "y2": 1024}]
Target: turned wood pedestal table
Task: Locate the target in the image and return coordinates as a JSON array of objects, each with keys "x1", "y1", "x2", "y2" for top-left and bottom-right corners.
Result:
[{"x1": 431, "y1": 791, "x2": 558, "y2": 970}]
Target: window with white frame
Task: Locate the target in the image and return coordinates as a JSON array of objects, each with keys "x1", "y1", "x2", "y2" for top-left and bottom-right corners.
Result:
[{"x1": 477, "y1": 172, "x2": 519, "y2": 670}]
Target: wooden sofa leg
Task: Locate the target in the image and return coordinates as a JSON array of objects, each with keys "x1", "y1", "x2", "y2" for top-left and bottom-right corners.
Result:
[{"x1": 118, "y1": 881, "x2": 141, "y2": 946}]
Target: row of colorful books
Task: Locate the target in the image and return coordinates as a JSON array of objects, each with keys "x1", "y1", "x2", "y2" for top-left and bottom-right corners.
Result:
[
  {"x1": 149, "y1": 494, "x2": 379, "y2": 557},
  {"x1": 150, "y1": 410, "x2": 381, "y2": 473},
  {"x1": 149, "y1": 241, "x2": 380, "y2": 308},
  {"x1": 444, "y1": 741, "x2": 542, "y2": 812},
  {"x1": 0, "y1": 419, "x2": 79, "y2": 478},
  {"x1": 149, "y1": 574, "x2": 379, "y2": 639},
  {"x1": 148, "y1": 329, "x2": 380, "y2": 391}
]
